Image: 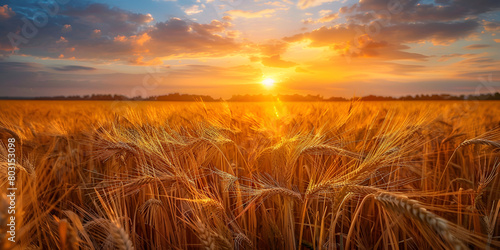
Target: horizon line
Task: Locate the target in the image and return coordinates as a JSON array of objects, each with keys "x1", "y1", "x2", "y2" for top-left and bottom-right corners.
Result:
[{"x1": 1, "y1": 92, "x2": 500, "y2": 101}]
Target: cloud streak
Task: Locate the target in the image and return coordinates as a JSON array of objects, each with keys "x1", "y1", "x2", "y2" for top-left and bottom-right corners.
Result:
[{"x1": 51, "y1": 65, "x2": 97, "y2": 71}]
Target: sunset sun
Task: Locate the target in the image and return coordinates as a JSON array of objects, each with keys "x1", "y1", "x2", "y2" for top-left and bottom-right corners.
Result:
[{"x1": 262, "y1": 78, "x2": 275, "y2": 88}]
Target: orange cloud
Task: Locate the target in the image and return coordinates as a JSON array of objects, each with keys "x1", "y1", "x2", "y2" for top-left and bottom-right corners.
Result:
[
  {"x1": 132, "y1": 33, "x2": 151, "y2": 46},
  {"x1": 285, "y1": 20, "x2": 478, "y2": 61},
  {"x1": 483, "y1": 21, "x2": 500, "y2": 32},
  {"x1": 261, "y1": 55, "x2": 297, "y2": 68},
  {"x1": 114, "y1": 35, "x2": 127, "y2": 42},
  {"x1": 258, "y1": 40, "x2": 289, "y2": 56},
  {"x1": 56, "y1": 37, "x2": 68, "y2": 44},
  {"x1": 128, "y1": 56, "x2": 163, "y2": 65},
  {"x1": 0, "y1": 5, "x2": 14, "y2": 19},
  {"x1": 318, "y1": 13, "x2": 338, "y2": 23},
  {"x1": 91, "y1": 29, "x2": 102, "y2": 38},
  {"x1": 113, "y1": 33, "x2": 151, "y2": 46},
  {"x1": 62, "y1": 24, "x2": 72, "y2": 33},
  {"x1": 303, "y1": 13, "x2": 339, "y2": 24}
]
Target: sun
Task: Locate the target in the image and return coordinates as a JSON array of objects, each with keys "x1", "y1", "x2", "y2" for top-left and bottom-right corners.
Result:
[{"x1": 262, "y1": 78, "x2": 275, "y2": 88}]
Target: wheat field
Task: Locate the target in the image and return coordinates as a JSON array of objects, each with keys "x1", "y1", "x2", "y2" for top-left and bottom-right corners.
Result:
[{"x1": 0, "y1": 100, "x2": 500, "y2": 249}]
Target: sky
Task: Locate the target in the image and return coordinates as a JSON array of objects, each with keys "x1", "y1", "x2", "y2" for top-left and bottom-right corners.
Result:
[{"x1": 0, "y1": 0, "x2": 499, "y2": 98}]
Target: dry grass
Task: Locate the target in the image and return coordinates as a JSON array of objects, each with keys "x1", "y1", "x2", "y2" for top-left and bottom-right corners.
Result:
[{"x1": 0, "y1": 100, "x2": 500, "y2": 249}]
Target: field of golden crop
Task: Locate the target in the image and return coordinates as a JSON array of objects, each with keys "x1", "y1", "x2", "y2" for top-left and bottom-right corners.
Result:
[{"x1": 1, "y1": 100, "x2": 500, "y2": 249}]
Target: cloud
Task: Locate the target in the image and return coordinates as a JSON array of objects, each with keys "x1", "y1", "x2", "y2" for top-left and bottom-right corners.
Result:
[
  {"x1": 0, "y1": 62, "x2": 41, "y2": 72},
  {"x1": 333, "y1": 35, "x2": 428, "y2": 61},
  {"x1": 64, "y1": 4, "x2": 154, "y2": 24},
  {"x1": 318, "y1": 13, "x2": 339, "y2": 23},
  {"x1": 438, "y1": 53, "x2": 463, "y2": 62},
  {"x1": 450, "y1": 55, "x2": 500, "y2": 81},
  {"x1": 184, "y1": 5, "x2": 203, "y2": 15},
  {"x1": 0, "y1": 5, "x2": 15, "y2": 19},
  {"x1": 305, "y1": 0, "x2": 485, "y2": 60},
  {"x1": 128, "y1": 56, "x2": 163, "y2": 66},
  {"x1": 56, "y1": 37, "x2": 68, "y2": 44},
  {"x1": 261, "y1": 55, "x2": 297, "y2": 68},
  {"x1": 455, "y1": 71, "x2": 500, "y2": 82},
  {"x1": 304, "y1": 13, "x2": 339, "y2": 24},
  {"x1": 319, "y1": 10, "x2": 332, "y2": 16},
  {"x1": 59, "y1": 17, "x2": 238, "y2": 62},
  {"x1": 258, "y1": 40, "x2": 289, "y2": 56},
  {"x1": 264, "y1": 1, "x2": 288, "y2": 7},
  {"x1": 284, "y1": 25, "x2": 357, "y2": 46},
  {"x1": 51, "y1": 65, "x2": 97, "y2": 71},
  {"x1": 225, "y1": 9, "x2": 275, "y2": 18},
  {"x1": 284, "y1": 19, "x2": 479, "y2": 61},
  {"x1": 62, "y1": 24, "x2": 72, "y2": 33},
  {"x1": 113, "y1": 33, "x2": 151, "y2": 46},
  {"x1": 380, "y1": 20, "x2": 480, "y2": 45},
  {"x1": 464, "y1": 44, "x2": 490, "y2": 50},
  {"x1": 62, "y1": 3, "x2": 154, "y2": 36},
  {"x1": 302, "y1": 18, "x2": 314, "y2": 24},
  {"x1": 91, "y1": 29, "x2": 102, "y2": 38},
  {"x1": 0, "y1": 1, "x2": 240, "y2": 63},
  {"x1": 483, "y1": 20, "x2": 500, "y2": 32},
  {"x1": 0, "y1": 2, "x2": 159, "y2": 59},
  {"x1": 145, "y1": 18, "x2": 239, "y2": 58},
  {"x1": 287, "y1": 20, "x2": 479, "y2": 47},
  {"x1": 297, "y1": 0, "x2": 340, "y2": 9},
  {"x1": 343, "y1": 0, "x2": 500, "y2": 23}
]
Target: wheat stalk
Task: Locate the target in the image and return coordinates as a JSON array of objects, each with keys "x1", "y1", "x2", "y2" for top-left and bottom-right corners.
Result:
[
  {"x1": 301, "y1": 144, "x2": 365, "y2": 160},
  {"x1": 375, "y1": 192, "x2": 466, "y2": 250}
]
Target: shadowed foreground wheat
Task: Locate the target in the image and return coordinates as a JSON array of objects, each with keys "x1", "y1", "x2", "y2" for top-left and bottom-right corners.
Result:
[{"x1": 0, "y1": 100, "x2": 500, "y2": 249}]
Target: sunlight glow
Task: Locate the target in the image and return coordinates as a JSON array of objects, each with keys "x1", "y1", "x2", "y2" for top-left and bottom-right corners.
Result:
[{"x1": 262, "y1": 78, "x2": 275, "y2": 88}]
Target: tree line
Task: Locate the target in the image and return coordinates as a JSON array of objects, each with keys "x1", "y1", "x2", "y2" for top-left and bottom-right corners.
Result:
[{"x1": 2, "y1": 92, "x2": 500, "y2": 101}]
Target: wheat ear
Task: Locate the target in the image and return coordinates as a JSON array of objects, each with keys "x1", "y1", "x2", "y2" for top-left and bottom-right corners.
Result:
[
  {"x1": 195, "y1": 221, "x2": 216, "y2": 250},
  {"x1": 375, "y1": 192, "x2": 466, "y2": 250},
  {"x1": 458, "y1": 139, "x2": 500, "y2": 149},
  {"x1": 111, "y1": 223, "x2": 134, "y2": 250},
  {"x1": 60, "y1": 219, "x2": 79, "y2": 250},
  {"x1": 255, "y1": 186, "x2": 303, "y2": 201}
]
